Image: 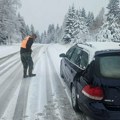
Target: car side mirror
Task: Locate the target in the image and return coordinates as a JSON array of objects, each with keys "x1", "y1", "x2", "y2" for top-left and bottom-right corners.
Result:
[{"x1": 59, "y1": 53, "x2": 67, "y2": 57}]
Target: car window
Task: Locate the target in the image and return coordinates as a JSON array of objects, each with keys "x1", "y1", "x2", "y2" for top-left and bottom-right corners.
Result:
[
  {"x1": 80, "y1": 51, "x2": 89, "y2": 69},
  {"x1": 66, "y1": 46, "x2": 76, "y2": 60},
  {"x1": 99, "y1": 56, "x2": 120, "y2": 79},
  {"x1": 70, "y1": 47, "x2": 82, "y2": 66}
]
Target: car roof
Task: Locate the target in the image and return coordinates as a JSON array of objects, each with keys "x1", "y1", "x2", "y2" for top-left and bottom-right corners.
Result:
[{"x1": 77, "y1": 42, "x2": 120, "y2": 62}]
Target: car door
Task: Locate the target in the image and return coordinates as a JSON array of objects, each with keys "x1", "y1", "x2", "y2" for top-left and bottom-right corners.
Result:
[
  {"x1": 65, "y1": 47, "x2": 82, "y2": 86},
  {"x1": 79, "y1": 50, "x2": 89, "y2": 70},
  {"x1": 76, "y1": 50, "x2": 89, "y2": 97},
  {"x1": 63, "y1": 46, "x2": 76, "y2": 82}
]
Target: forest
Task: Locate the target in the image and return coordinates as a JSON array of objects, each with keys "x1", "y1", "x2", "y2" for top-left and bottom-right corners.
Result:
[{"x1": 0, "y1": 0, "x2": 120, "y2": 45}]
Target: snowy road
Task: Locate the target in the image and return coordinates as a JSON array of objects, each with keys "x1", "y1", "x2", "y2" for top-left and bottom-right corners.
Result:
[{"x1": 0, "y1": 44, "x2": 92, "y2": 120}]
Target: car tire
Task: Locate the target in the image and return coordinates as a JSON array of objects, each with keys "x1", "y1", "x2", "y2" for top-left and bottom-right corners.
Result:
[{"x1": 71, "y1": 84, "x2": 79, "y2": 112}]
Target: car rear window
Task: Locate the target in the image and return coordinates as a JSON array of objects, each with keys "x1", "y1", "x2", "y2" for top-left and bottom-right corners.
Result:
[{"x1": 99, "y1": 56, "x2": 120, "y2": 79}]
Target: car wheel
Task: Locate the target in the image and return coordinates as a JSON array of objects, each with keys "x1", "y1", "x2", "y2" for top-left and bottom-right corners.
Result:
[{"x1": 71, "y1": 84, "x2": 79, "y2": 112}]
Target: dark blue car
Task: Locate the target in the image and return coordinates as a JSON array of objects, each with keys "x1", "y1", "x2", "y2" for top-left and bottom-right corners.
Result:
[{"x1": 60, "y1": 42, "x2": 120, "y2": 120}]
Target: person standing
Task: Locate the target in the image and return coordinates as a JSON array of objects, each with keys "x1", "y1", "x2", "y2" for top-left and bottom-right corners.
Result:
[{"x1": 20, "y1": 34, "x2": 37, "y2": 78}]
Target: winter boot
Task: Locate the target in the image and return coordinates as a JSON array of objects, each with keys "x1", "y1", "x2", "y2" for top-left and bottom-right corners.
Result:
[
  {"x1": 29, "y1": 69, "x2": 36, "y2": 77},
  {"x1": 29, "y1": 74, "x2": 36, "y2": 77},
  {"x1": 23, "y1": 69, "x2": 28, "y2": 78},
  {"x1": 23, "y1": 75, "x2": 29, "y2": 78}
]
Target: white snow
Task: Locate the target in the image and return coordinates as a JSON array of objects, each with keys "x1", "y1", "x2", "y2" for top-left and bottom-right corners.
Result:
[
  {"x1": 0, "y1": 44, "x2": 20, "y2": 58},
  {"x1": 1, "y1": 83, "x2": 22, "y2": 120},
  {"x1": 24, "y1": 44, "x2": 72, "y2": 120},
  {"x1": 2, "y1": 42, "x2": 119, "y2": 120},
  {"x1": 0, "y1": 43, "x2": 72, "y2": 120},
  {"x1": 77, "y1": 42, "x2": 120, "y2": 63}
]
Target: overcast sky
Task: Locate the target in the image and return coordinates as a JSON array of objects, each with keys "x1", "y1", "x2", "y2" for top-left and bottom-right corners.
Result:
[{"x1": 19, "y1": 0, "x2": 109, "y2": 33}]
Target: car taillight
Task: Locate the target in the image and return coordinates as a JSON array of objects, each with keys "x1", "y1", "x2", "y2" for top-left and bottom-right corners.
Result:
[{"x1": 82, "y1": 85, "x2": 104, "y2": 100}]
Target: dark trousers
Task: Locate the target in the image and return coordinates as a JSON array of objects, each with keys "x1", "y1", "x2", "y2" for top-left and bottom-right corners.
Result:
[{"x1": 21, "y1": 52, "x2": 33, "y2": 76}]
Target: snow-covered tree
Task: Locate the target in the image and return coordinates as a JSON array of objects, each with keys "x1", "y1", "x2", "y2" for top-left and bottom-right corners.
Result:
[
  {"x1": 17, "y1": 13, "x2": 28, "y2": 39},
  {"x1": 30, "y1": 24, "x2": 35, "y2": 35},
  {"x1": 72, "y1": 9, "x2": 89, "y2": 43},
  {"x1": 0, "y1": 0, "x2": 41, "y2": 44},
  {"x1": 96, "y1": 21, "x2": 120, "y2": 42},
  {"x1": 107, "y1": 0, "x2": 120, "y2": 24},
  {"x1": 81, "y1": 8, "x2": 86, "y2": 19},
  {"x1": 86, "y1": 11, "x2": 94, "y2": 29},
  {"x1": 41, "y1": 31, "x2": 47, "y2": 43},
  {"x1": 54, "y1": 24, "x2": 60, "y2": 43},
  {"x1": 35, "y1": 30, "x2": 41, "y2": 43},
  {"x1": 26, "y1": 25, "x2": 31, "y2": 35},
  {"x1": 15, "y1": 14, "x2": 40, "y2": 42},
  {"x1": 96, "y1": 0, "x2": 120, "y2": 42},
  {"x1": 57, "y1": 26, "x2": 64, "y2": 43},
  {"x1": 62, "y1": 6, "x2": 90, "y2": 43},
  {"x1": 0, "y1": 0, "x2": 21, "y2": 44},
  {"x1": 63, "y1": 5, "x2": 76, "y2": 43},
  {"x1": 46, "y1": 24, "x2": 55, "y2": 43},
  {"x1": 93, "y1": 8, "x2": 105, "y2": 30}
]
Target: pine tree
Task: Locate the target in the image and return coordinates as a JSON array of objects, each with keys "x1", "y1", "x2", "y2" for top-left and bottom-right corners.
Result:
[
  {"x1": 96, "y1": 21, "x2": 120, "y2": 42},
  {"x1": 17, "y1": 13, "x2": 28, "y2": 39},
  {"x1": 63, "y1": 5, "x2": 76, "y2": 43},
  {"x1": 86, "y1": 11, "x2": 94, "y2": 29},
  {"x1": 81, "y1": 8, "x2": 86, "y2": 19},
  {"x1": 107, "y1": 0, "x2": 120, "y2": 23},
  {"x1": 73, "y1": 9, "x2": 89, "y2": 43},
  {"x1": 96, "y1": 0, "x2": 120, "y2": 42},
  {"x1": 35, "y1": 30, "x2": 41, "y2": 43},
  {"x1": 43, "y1": 31, "x2": 47, "y2": 43},
  {"x1": 93, "y1": 8, "x2": 105, "y2": 30},
  {"x1": 54, "y1": 24, "x2": 60, "y2": 43},
  {"x1": 26, "y1": 25, "x2": 31, "y2": 35},
  {"x1": 46, "y1": 24, "x2": 55, "y2": 43},
  {"x1": 30, "y1": 24, "x2": 35, "y2": 34},
  {"x1": 40, "y1": 33, "x2": 44, "y2": 43},
  {"x1": 0, "y1": 0, "x2": 21, "y2": 44}
]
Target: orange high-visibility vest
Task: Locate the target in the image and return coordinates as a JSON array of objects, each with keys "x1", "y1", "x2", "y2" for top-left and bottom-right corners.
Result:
[{"x1": 21, "y1": 36, "x2": 32, "y2": 48}]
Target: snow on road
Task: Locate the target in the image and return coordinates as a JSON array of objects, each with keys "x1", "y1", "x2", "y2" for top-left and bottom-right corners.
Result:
[
  {"x1": 0, "y1": 44, "x2": 90, "y2": 120},
  {"x1": 0, "y1": 44, "x2": 20, "y2": 58}
]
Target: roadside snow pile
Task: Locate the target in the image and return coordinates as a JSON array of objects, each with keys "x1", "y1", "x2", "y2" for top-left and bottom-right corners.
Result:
[
  {"x1": 0, "y1": 44, "x2": 20, "y2": 58},
  {"x1": 0, "y1": 44, "x2": 40, "y2": 58}
]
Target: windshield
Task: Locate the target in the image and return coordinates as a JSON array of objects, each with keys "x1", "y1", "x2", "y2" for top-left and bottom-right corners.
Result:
[{"x1": 99, "y1": 56, "x2": 120, "y2": 79}]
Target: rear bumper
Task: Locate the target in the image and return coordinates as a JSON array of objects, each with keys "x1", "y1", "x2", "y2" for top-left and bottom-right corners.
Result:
[{"x1": 78, "y1": 97, "x2": 120, "y2": 120}]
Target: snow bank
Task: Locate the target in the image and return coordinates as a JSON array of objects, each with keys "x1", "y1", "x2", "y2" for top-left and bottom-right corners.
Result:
[{"x1": 0, "y1": 44, "x2": 20, "y2": 58}]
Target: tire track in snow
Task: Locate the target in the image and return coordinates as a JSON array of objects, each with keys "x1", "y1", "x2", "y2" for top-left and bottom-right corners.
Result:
[
  {"x1": 13, "y1": 78, "x2": 31, "y2": 120},
  {"x1": 0, "y1": 45, "x2": 42, "y2": 120},
  {"x1": 41, "y1": 50, "x2": 63, "y2": 120},
  {"x1": 24, "y1": 45, "x2": 61, "y2": 120},
  {"x1": 0, "y1": 59, "x2": 19, "y2": 77},
  {"x1": 0, "y1": 61, "x2": 22, "y2": 118},
  {"x1": 0, "y1": 52, "x2": 19, "y2": 65},
  {"x1": 1, "y1": 82, "x2": 22, "y2": 120},
  {"x1": 12, "y1": 46, "x2": 43, "y2": 120},
  {"x1": 24, "y1": 46, "x2": 48, "y2": 120},
  {"x1": 24, "y1": 45, "x2": 64, "y2": 120}
]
